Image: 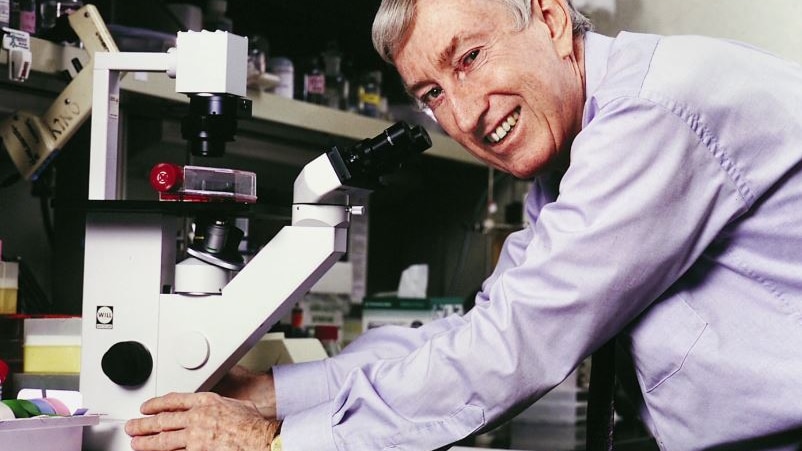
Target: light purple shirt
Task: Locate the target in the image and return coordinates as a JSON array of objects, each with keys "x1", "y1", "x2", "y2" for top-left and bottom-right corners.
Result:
[{"x1": 273, "y1": 32, "x2": 802, "y2": 450}]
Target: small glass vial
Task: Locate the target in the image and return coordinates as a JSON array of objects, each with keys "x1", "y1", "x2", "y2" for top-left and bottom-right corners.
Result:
[
  {"x1": 11, "y1": 0, "x2": 36, "y2": 34},
  {"x1": 267, "y1": 56, "x2": 294, "y2": 99}
]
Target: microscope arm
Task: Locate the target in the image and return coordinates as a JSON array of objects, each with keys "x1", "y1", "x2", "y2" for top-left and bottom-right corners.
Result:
[
  {"x1": 153, "y1": 123, "x2": 432, "y2": 394},
  {"x1": 0, "y1": 4, "x2": 117, "y2": 181}
]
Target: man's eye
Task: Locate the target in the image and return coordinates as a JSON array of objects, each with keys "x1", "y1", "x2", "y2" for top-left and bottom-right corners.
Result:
[
  {"x1": 421, "y1": 87, "x2": 443, "y2": 104},
  {"x1": 462, "y1": 49, "x2": 480, "y2": 66}
]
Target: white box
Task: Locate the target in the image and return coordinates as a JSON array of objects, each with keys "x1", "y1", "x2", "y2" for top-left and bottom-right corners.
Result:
[
  {"x1": 23, "y1": 317, "x2": 82, "y2": 373},
  {"x1": 175, "y1": 30, "x2": 247, "y2": 96},
  {"x1": 0, "y1": 415, "x2": 99, "y2": 451}
]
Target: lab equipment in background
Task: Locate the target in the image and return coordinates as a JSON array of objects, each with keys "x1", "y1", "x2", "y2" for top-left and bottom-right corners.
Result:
[
  {"x1": 0, "y1": 0, "x2": 10, "y2": 28},
  {"x1": 314, "y1": 325, "x2": 340, "y2": 357},
  {"x1": 149, "y1": 163, "x2": 257, "y2": 203},
  {"x1": 38, "y1": 0, "x2": 82, "y2": 34},
  {"x1": 245, "y1": 33, "x2": 269, "y2": 88},
  {"x1": 0, "y1": 258, "x2": 18, "y2": 314},
  {"x1": 362, "y1": 296, "x2": 464, "y2": 331},
  {"x1": 0, "y1": 389, "x2": 99, "y2": 451},
  {"x1": 287, "y1": 304, "x2": 307, "y2": 337},
  {"x1": 301, "y1": 55, "x2": 325, "y2": 104},
  {"x1": 0, "y1": 4, "x2": 117, "y2": 182},
  {"x1": 22, "y1": 317, "x2": 80, "y2": 374},
  {"x1": 165, "y1": 3, "x2": 202, "y2": 32},
  {"x1": 79, "y1": 25, "x2": 431, "y2": 449},
  {"x1": 358, "y1": 70, "x2": 382, "y2": 118},
  {"x1": 237, "y1": 332, "x2": 327, "y2": 370},
  {"x1": 0, "y1": 316, "x2": 23, "y2": 400},
  {"x1": 202, "y1": 0, "x2": 231, "y2": 32},
  {"x1": 323, "y1": 43, "x2": 349, "y2": 111},
  {"x1": 10, "y1": 0, "x2": 36, "y2": 34},
  {"x1": 0, "y1": 359, "x2": 7, "y2": 398},
  {"x1": 2, "y1": 25, "x2": 32, "y2": 82},
  {"x1": 266, "y1": 55, "x2": 293, "y2": 98}
]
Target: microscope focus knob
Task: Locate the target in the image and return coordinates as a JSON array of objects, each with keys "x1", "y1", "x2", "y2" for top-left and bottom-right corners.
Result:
[{"x1": 101, "y1": 341, "x2": 153, "y2": 387}]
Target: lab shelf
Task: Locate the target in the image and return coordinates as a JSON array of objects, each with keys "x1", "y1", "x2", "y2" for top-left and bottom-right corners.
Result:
[{"x1": 0, "y1": 36, "x2": 479, "y2": 167}]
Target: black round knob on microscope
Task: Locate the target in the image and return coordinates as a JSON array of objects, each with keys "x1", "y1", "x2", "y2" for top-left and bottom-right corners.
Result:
[{"x1": 101, "y1": 341, "x2": 153, "y2": 387}]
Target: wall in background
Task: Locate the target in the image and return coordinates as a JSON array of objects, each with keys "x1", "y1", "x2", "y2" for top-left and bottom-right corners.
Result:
[{"x1": 582, "y1": 0, "x2": 802, "y2": 63}]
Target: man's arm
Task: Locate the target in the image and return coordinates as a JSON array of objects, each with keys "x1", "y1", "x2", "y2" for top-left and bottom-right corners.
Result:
[{"x1": 276, "y1": 97, "x2": 748, "y2": 450}]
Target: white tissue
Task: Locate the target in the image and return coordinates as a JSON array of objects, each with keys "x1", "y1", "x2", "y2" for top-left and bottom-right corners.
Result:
[{"x1": 397, "y1": 264, "x2": 428, "y2": 299}]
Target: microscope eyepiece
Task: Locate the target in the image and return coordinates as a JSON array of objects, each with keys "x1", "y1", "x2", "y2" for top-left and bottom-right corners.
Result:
[{"x1": 330, "y1": 121, "x2": 432, "y2": 187}]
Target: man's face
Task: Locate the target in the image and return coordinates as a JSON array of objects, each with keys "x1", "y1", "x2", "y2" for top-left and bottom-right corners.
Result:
[{"x1": 394, "y1": 0, "x2": 585, "y2": 178}]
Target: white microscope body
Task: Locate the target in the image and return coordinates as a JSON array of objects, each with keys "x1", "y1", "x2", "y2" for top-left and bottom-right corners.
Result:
[{"x1": 79, "y1": 31, "x2": 430, "y2": 450}]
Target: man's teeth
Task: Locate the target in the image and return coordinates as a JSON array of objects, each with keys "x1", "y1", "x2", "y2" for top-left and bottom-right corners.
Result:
[{"x1": 487, "y1": 111, "x2": 520, "y2": 143}]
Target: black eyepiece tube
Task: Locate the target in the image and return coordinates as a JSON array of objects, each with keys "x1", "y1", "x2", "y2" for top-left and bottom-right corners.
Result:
[{"x1": 332, "y1": 121, "x2": 432, "y2": 186}]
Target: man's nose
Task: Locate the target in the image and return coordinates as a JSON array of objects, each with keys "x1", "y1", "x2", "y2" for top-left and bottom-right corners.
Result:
[{"x1": 447, "y1": 83, "x2": 487, "y2": 135}]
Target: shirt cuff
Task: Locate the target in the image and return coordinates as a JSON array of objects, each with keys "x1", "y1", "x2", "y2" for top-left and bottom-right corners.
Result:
[
  {"x1": 281, "y1": 401, "x2": 337, "y2": 451},
  {"x1": 272, "y1": 359, "x2": 329, "y2": 418}
]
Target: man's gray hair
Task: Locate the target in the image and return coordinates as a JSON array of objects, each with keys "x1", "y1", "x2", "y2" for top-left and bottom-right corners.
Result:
[{"x1": 372, "y1": 0, "x2": 593, "y2": 64}]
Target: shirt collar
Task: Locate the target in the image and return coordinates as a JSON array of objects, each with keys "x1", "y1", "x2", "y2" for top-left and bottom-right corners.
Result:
[{"x1": 583, "y1": 31, "x2": 615, "y2": 99}]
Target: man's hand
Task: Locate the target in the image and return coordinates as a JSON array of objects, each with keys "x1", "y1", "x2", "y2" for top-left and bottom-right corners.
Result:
[
  {"x1": 124, "y1": 392, "x2": 281, "y2": 451},
  {"x1": 212, "y1": 365, "x2": 277, "y2": 418}
]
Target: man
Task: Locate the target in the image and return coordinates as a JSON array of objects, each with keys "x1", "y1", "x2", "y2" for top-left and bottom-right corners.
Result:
[{"x1": 126, "y1": 0, "x2": 802, "y2": 449}]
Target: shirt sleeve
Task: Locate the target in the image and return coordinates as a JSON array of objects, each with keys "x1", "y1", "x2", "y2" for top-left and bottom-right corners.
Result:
[
  {"x1": 272, "y1": 176, "x2": 557, "y2": 419},
  {"x1": 280, "y1": 96, "x2": 749, "y2": 451},
  {"x1": 273, "y1": 314, "x2": 467, "y2": 418}
]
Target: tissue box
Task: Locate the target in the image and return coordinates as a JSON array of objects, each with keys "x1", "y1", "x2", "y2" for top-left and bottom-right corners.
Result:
[
  {"x1": 23, "y1": 318, "x2": 81, "y2": 374},
  {"x1": 0, "y1": 415, "x2": 99, "y2": 451},
  {"x1": 362, "y1": 297, "x2": 464, "y2": 331},
  {"x1": 0, "y1": 261, "x2": 18, "y2": 314}
]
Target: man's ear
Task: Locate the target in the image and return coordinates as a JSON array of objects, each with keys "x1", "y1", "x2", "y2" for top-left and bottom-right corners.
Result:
[{"x1": 535, "y1": 0, "x2": 574, "y2": 58}]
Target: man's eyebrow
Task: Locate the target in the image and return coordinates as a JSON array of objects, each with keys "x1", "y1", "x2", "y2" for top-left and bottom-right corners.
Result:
[
  {"x1": 405, "y1": 33, "x2": 476, "y2": 96},
  {"x1": 437, "y1": 35, "x2": 460, "y2": 67}
]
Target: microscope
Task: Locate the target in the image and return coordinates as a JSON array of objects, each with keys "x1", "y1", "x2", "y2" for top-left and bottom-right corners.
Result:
[{"x1": 79, "y1": 30, "x2": 431, "y2": 450}]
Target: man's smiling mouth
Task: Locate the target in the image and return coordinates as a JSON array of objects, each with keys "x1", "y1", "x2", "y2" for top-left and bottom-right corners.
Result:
[{"x1": 485, "y1": 108, "x2": 521, "y2": 144}]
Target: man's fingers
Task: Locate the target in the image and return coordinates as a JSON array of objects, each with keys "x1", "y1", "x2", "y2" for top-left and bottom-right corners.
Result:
[
  {"x1": 126, "y1": 411, "x2": 189, "y2": 436},
  {"x1": 130, "y1": 428, "x2": 188, "y2": 451},
  {"x1": 140, "y1": 392, "x2": 220, "y2": 415}
]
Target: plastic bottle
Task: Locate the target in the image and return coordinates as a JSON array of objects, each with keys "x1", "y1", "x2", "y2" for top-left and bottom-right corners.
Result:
[
  {"x1": 267, "y1": 56, "x2": 294, "y2": 99},
  {"x1": 287, "y1": 304, "x2": 308, "y2": 338},
  {"x1": 0, "y1": 0, "x2": 10, "y2": 28},
  {"x1": 323, "y1": 44, "x2": 349, "y2": 110},
  {"x1": 358, "y1": 70, "x2": 382, "y2": 118}
]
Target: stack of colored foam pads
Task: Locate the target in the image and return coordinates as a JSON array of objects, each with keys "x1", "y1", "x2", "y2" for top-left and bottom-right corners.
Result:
[{"x1": 0, "y1": 397, "x2": 73, "y2": 419}]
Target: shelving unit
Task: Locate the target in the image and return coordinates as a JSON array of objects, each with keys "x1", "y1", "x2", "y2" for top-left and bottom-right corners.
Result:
[
  {"x1": 1, "y1": 36, "x2": 479, "y2": 167},
  {"x1": 0, "y1": 34, "x2": 491, "y2": 314}
]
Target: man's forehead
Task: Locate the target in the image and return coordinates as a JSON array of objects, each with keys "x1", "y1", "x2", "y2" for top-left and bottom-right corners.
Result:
[{"x1": 398, "y1": 34, "x2": 463, "y2": 93}]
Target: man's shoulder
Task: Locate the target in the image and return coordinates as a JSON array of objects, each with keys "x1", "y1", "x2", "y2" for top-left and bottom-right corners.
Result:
[{"x1": 592, "y1": 31, "x2": 771, "y2": 110}]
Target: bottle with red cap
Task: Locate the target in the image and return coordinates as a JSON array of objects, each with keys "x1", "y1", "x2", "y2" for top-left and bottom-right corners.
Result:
[{"x1": 0, "y1": 359, "x2": 9, "y2": 400}]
